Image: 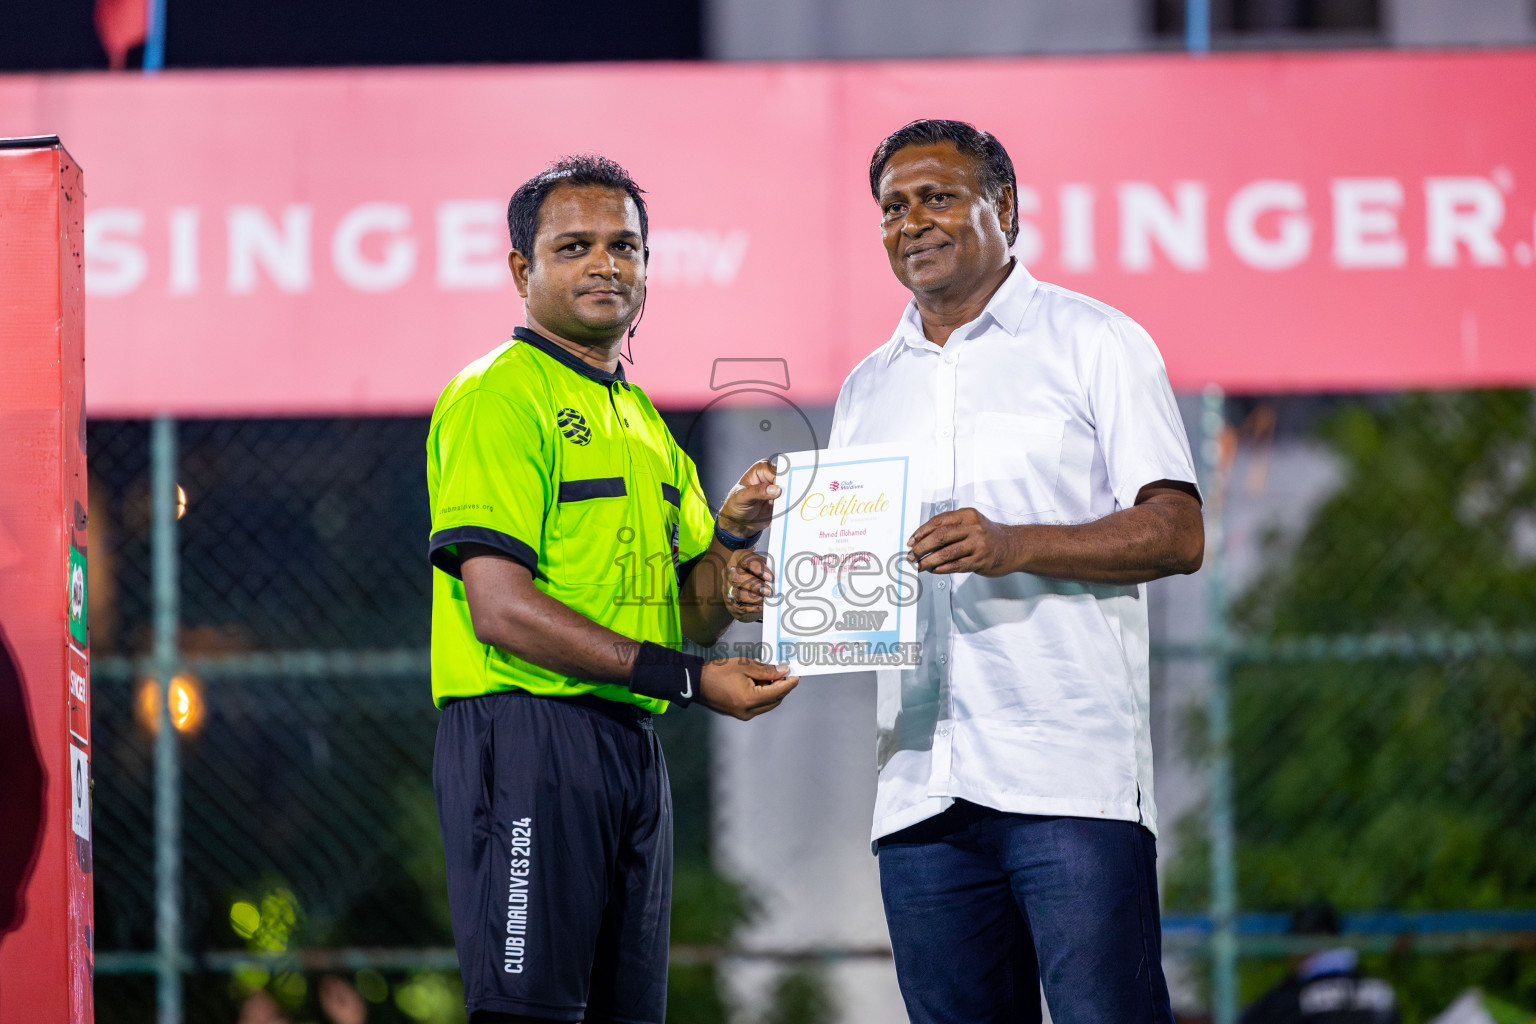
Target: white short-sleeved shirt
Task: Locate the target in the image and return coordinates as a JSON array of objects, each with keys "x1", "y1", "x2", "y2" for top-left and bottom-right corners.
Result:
[{"x1": 829, "y1": 260, "x2": 1199, "y2": 844}]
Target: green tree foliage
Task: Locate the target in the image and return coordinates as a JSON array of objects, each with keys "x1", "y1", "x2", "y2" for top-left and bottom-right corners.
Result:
[
  {"x1": 1173, "y1": 392, "x2": 1536, "y2": 1021},
  {"x1": 761, "y1": 965, "x2": 837, "y2": 1024},
  {"x1": 1242, "y1": 391, "x2": 1536, "y2": 632},
  {"x1": 667, "y1": 863, "x2": 758, "y2": 1024}
]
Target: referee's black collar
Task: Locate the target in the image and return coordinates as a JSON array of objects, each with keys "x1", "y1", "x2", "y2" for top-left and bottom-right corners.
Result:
[{"x1": 513, "y1": 326, "x2": 627, "y2": 385}]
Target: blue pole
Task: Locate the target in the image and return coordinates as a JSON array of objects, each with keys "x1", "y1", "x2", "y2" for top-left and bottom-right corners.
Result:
[
  {"x1": 1187, "y1": 0, "x2": 1211, "y2": 53},
  {"x1": 144, "y1": 0, "x2": 168, "y2": 72}
]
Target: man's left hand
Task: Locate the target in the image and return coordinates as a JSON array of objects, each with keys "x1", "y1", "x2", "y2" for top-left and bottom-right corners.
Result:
[
  {"x1": 908, "y1": 507, "x2": 1018, "y2": 576},
  {"x1": 723, "y1": 549, "x2": 772, "y2": 622},
  {"x1": 717, "y1": 458, "x2": 780, "y2": 538}
]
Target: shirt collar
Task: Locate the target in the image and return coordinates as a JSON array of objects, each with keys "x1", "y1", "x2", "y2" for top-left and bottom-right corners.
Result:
[
  {"x1": 885, "y1": 259, "x2": 1040, "y2": 366},
  {"x1": 513, "y1": 326, "x2": 627, "y2": 385}
]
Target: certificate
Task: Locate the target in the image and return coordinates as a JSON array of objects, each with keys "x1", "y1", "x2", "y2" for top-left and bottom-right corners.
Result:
[{"x1": 762, "y1": 444, "x2": 924, "y2": 676}]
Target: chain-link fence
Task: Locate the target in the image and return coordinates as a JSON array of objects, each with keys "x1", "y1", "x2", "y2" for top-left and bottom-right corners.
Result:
[
  {"x1": 85, "y1": 391, "x2": 1536, "y2": 1024},
  {"x1": 88, "y1": 414, "x2": 750, "y2": 1024},
  {"x1": 1160, "y1": 389, "x2": 1536, "y2": 1023},
  {"x1": 91, "y1": 417, "x2": 448, "y2": 1024}
]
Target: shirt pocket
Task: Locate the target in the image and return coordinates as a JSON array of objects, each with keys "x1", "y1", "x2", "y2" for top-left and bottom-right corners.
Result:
[
  {"x1": 553, "y1": 474, "x2": 633, "y2": 585},
  {"x1": 967, "y1": 412, "x2": 1064, "y2": 524}
]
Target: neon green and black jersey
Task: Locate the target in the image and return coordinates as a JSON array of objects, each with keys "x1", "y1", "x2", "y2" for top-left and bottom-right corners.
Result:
[{"x1": 427, "y1": 327, "x2": 716, "y2": 711}]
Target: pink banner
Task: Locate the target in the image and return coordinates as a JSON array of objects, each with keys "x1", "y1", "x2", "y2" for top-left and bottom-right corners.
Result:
[{"x1": 2, "y1": 51, "x2": 1534, "y2": 415}]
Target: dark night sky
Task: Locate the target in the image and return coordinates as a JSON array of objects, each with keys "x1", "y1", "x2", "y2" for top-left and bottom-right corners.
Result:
[{"x1": 0, "y1": 0, "x2": 703, "y2": 71}]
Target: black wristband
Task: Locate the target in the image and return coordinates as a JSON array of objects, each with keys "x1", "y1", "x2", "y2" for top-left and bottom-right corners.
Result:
[
  {"x1": 627, "y1": 641, "x2": 707, "y2": 707},
  {"x1": 715, "y1": 521, "x2": 762, "y2": 551}
]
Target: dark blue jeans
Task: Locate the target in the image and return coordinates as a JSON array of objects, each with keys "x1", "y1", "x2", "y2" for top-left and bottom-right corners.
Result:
[{"x1": 878, "y1": 801, "x2": 1174, "y2": 1024}]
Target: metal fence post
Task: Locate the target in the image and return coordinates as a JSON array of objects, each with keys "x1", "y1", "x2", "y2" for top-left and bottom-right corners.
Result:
[
  {"x1": 152, "y1": 415, "x2": 183, "y2": 1024},
  {"x1": 1200, "y1": 387, "x2": 1237, "y2": 1024}
]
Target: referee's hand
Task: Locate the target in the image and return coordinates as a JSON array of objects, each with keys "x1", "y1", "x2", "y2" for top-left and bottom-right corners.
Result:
[
  {"x1": 724, "y1": 549, "x2": 772, "y2": 622},
  {"x1": 699, "y1": 658, "x2": 799, "y2": 720},
  {"x1": 718, "y1": 458, "x2": 780, "y2": 538}
]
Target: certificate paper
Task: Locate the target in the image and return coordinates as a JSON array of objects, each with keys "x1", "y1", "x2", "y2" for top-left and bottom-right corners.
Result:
[{"x1": 763, "y1": 444, "x2": 924, "y2": 676}]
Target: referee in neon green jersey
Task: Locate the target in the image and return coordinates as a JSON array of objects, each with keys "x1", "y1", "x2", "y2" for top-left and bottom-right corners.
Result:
[{"x1": 427, "y1": 155, "x2": 797, "y2": 1024}]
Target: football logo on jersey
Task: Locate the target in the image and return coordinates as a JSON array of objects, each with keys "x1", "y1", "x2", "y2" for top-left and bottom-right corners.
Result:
[{"x1": 556, "y1": 408, "x2": 591, "y2": 446}]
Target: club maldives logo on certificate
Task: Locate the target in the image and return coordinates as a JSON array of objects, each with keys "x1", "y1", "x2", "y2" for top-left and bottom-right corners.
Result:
[{"x1": 763, "y1": 444, "x2": 925, "y2": 676}]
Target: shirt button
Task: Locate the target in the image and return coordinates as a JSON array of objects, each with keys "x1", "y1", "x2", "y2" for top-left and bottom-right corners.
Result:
[
  {"x1": 937, "y1": 580, "x2": 947, "y2": 590},
  {"x1": 943, "y1": 352, "x2": 956, "y2": 364},
  {"x1": 940, "y1": 426, "x2": 952, "y2": 437},
  {"x1": 939, "y1": 654, "x2": 948, "y2": 664}
]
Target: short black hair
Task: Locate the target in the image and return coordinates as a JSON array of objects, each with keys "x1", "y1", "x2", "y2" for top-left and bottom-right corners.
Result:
[
  {"x1": 506, "y1": 154, "x2": 649, "y2": 262},
  {"x1": 868, "y1": 119, "x2": 1019, "y2": 245}
]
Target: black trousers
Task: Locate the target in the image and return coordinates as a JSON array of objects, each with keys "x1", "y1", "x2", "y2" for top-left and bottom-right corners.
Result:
[{"x1": 434, "y1": 690, "x2": 672, "y2": 1024}]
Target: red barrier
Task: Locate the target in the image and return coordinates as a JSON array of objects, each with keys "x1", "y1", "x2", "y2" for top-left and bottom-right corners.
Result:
[
  {"x1": 1, "y1": 51, "x2": 1534, "y2": 415},
  {"x1": 0, "y1": 137, "x2": 93, "y2": 1023}
]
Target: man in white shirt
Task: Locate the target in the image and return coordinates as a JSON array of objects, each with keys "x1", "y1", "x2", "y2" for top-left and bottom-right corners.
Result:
[{"x1": 728, "y1": 118, "x2": 1202, "y2": 1023}]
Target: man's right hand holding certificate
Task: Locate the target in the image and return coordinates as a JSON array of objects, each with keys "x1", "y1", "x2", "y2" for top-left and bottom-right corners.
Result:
[{"x1": 905, "y1": 489, "x2": 1203, "y2": 583}]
